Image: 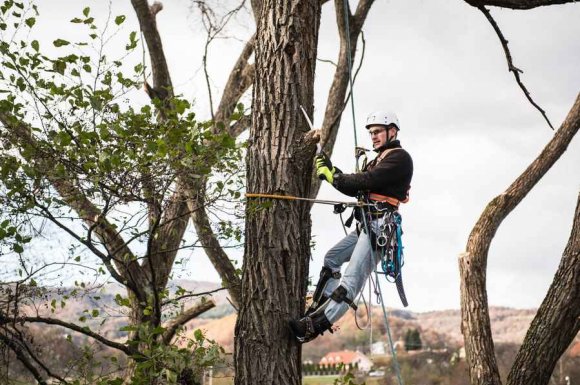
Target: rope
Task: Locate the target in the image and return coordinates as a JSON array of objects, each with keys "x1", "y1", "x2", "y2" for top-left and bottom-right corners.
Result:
[
  {"x1": 360, "y1": 205, "x2": 405, "y2": 385},
  {"x1": 338, "y1": 5, "x2": 404, "y2": 377},
  {"x1": 341, "y1": 0, "x2": 359, "y2": 172},
  {"x1": 245, "y1": 193, "x2": 361, "y2": 207}
]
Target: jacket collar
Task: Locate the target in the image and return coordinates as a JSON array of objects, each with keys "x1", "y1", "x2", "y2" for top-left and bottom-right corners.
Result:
[{"x1": 374, "y1": 140, "x2": 401, "y2": 153}]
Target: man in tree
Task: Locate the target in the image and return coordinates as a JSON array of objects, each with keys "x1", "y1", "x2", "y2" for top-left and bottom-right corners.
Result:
[{"x1": 290, "y1": 111, "x2": 414, "y2": 343}]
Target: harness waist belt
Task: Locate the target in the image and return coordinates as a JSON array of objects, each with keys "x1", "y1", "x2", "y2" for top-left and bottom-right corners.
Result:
[{"x1": 369, "y1": 193, "x2": 404, "y2": 207}]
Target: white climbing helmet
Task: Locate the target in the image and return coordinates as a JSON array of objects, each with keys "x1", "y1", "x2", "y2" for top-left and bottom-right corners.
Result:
[{"x1": 365, "y1": 111, "x2": 400, "y2": 131}]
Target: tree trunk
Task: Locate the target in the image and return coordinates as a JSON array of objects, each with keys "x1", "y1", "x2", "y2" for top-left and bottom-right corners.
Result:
[
  {"x1": 234, "y1": 1, "x2": 321, "y2": 384},
  {"x1": 507, "y1": 192, "x2": 580, "y2": 385}
]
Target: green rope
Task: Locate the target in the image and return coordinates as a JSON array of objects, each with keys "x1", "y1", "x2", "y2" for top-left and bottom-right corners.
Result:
[
  {"x1": 341, "y1": 1, "x2": 404, "y2": 383},
  {"x1": 341, "y1": 0, "x2": 359, "y2": 172}
]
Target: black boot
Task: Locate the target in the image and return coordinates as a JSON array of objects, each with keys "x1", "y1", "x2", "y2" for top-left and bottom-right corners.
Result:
[{"x1": 289, "y1": 311, "x2": 333, "y2": 343}]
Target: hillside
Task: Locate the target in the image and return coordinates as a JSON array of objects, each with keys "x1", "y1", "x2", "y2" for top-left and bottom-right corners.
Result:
[
  {"x1": 186, "y1": 305, "x2": 543, "y2": 362},
  {"x1": 12, "y1": 280, "x2": 574, "y2": 363}
]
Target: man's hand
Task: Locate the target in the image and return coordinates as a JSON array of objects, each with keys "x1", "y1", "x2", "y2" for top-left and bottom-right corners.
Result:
[{"x1": 315, "y1": 153, "x2": 338, "y2": 183}]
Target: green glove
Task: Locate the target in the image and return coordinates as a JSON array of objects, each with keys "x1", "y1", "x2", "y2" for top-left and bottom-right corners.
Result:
[{"x1": 315, "y1": 153, "x2": 337, "y2": 183}]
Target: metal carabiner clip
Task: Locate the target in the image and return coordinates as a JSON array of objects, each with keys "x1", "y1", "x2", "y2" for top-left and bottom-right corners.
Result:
[{"x1": 376, "y1": 235, "x2": 388, "y2": 247}]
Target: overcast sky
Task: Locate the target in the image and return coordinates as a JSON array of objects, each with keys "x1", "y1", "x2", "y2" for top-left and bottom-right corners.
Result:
[{"x1": 19, "y1": 0, "x2": 580, "y2": 312}]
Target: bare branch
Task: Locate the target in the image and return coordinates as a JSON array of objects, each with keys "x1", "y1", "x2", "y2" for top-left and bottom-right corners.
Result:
[
  {"x1": 459, "y1": 93, "x2": 580, "y2": 385},
  {"x1": 0, "y1": 333, "x2": 48, "y2": 385},
  {"x1": 476, "y1": 6, "x2": 554, "y2": 129},
  {"x1": 162, "y1": 287, "x2": 227, "y2": 306},
  {"x1": 162, "y1": 298, "x2": 215, "y2": 344},
  {"x1": 465, "y1": 0, "x2": 577, "y2": 9},
  {"x1": 0, "y1": 315, "x2": 137, "y2": 356},
  {"x1": 214, "y1": 34, "x2": 256, "y2": 135}
]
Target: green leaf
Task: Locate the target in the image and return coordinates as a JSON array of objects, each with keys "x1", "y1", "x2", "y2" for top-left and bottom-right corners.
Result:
[
  {"x1": 115, "y1": 15, "x2": 125, "y2": 25},
  {"x1": 74, "y1": 256, "x2": 81, "y2": 262},
  {"x1": 70, "y1": 17, "x2": 82, "y2": 23},
  {"x1": 92, "y1": 309, "x2": 99, "y2": 317},
  {"x1": 31, "y1": 40, "x2": 39, "y2": 52},
  {"x1": 13, "y1": 244, "x2": 23, "y2": 253},
  {"x1": 82, "y1": 7, "x2": 90, "y2": 17},
  {"x1": 25, "y1": 17, "x2": 35, "y2": 27},
  {"x1": 53, "y1": 39, "x2": 70, "y2": 47},
  {"x1": 82, "y1": 64, "x2": 91, "y2": 73}
]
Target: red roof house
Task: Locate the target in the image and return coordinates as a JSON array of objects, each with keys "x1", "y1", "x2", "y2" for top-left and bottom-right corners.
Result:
[{"x1": 319, "y1": 350, "x2": 373, "y2": 372}]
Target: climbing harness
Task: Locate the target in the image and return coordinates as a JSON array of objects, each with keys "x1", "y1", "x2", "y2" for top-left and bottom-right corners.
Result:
[{"x1": 338, "y1": 0, "x2": 406, "y2": 381}]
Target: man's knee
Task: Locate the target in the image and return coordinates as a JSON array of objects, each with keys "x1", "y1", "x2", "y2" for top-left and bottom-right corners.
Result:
[{"x1": 329, "y1": 285, "x2": 357, "y2": 311}]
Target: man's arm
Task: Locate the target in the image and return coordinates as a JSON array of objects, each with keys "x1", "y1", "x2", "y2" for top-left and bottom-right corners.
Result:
[{"x1": 333, "y1": 151, "x2": 412, "y2": 196}]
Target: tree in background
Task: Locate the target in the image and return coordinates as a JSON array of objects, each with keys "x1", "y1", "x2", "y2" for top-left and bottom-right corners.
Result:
[
  {"x1": 458, "y1": 1, "x2": 580, "y2": 384},
  {"x1": 0, "y1": 1, "x2": 242, "y2": 383},
  {"x1": 404, "y1": 329, "x2": 422, "y2": 352}
]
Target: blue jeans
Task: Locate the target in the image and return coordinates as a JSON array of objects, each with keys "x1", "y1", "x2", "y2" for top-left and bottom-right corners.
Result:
[{"x1": 321, "y1": 219, "x2": 382, "y2": 324}]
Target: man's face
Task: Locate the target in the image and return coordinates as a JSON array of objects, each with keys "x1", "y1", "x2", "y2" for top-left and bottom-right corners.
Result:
[{"x1": 368, "y1": 125, "x2": 396, "y2": 149}]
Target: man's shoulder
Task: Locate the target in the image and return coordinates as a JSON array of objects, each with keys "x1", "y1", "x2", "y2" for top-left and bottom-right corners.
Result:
[{"x1": 382, "y1": 147, "x2": 411, "y2": 160}]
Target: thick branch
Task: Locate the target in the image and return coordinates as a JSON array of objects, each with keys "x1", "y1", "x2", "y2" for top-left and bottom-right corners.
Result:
[
  {"x1": 459, "y1": 93, "x2": 580, "y2": 385},
  {"x1": 464, "y1": 0, "x2": 577, "y2": 9},
  {"x1": 130, "y1": 0, "x2": 173, "y2": 96},
  {"x1": 162, "y1": 298, "x2": 215, "y2": 344},
  {"x1": 507, "y1": 192, "x2": 580, "y2": 385},
  {"x1": 214, "y1": 34, "x2": 256, "y2": 136},
  {"x1": 182, "y1": 33, "x2": 258, "y2": 308},
  {"x1": 145, "y1": 182, "x2": 190, "y2": 291},
  {"x1": 477, "y1": 6, "x2": 553, "y2": 129}
]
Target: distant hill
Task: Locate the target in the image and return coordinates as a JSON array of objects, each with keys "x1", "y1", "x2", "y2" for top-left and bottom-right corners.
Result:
[
  {"x1": 185, "y1": 303, "x2": 546, "y2": 362},
  {"x1": 14, "y1": 280, "x2": 577, "y2": 364}
]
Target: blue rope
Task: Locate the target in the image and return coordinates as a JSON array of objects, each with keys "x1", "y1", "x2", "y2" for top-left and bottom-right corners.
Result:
[{"x1": 381, "y1": 213, "x2": 404, "y2": 281}]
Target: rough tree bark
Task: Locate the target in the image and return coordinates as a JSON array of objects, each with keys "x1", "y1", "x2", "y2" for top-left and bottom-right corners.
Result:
[
  {"x1": 459, "y1": 93, "x2": 580, "y2": 385},
  {"x1": 233, "y1": 1, "x2": 321, "y2": 384}
]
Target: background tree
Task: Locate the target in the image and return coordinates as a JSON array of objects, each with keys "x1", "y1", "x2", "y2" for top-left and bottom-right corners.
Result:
[
  {"x1": 0, "y1": 1, "x2": 243, "y2": 383},
  {"x1": 458, "y1": 4, "x2": 580, "y2": 385}
]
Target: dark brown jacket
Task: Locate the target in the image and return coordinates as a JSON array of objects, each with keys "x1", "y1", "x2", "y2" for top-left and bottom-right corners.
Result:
[{"x1": 332, "y1": 140, "x2": 413, "y2": 201}]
